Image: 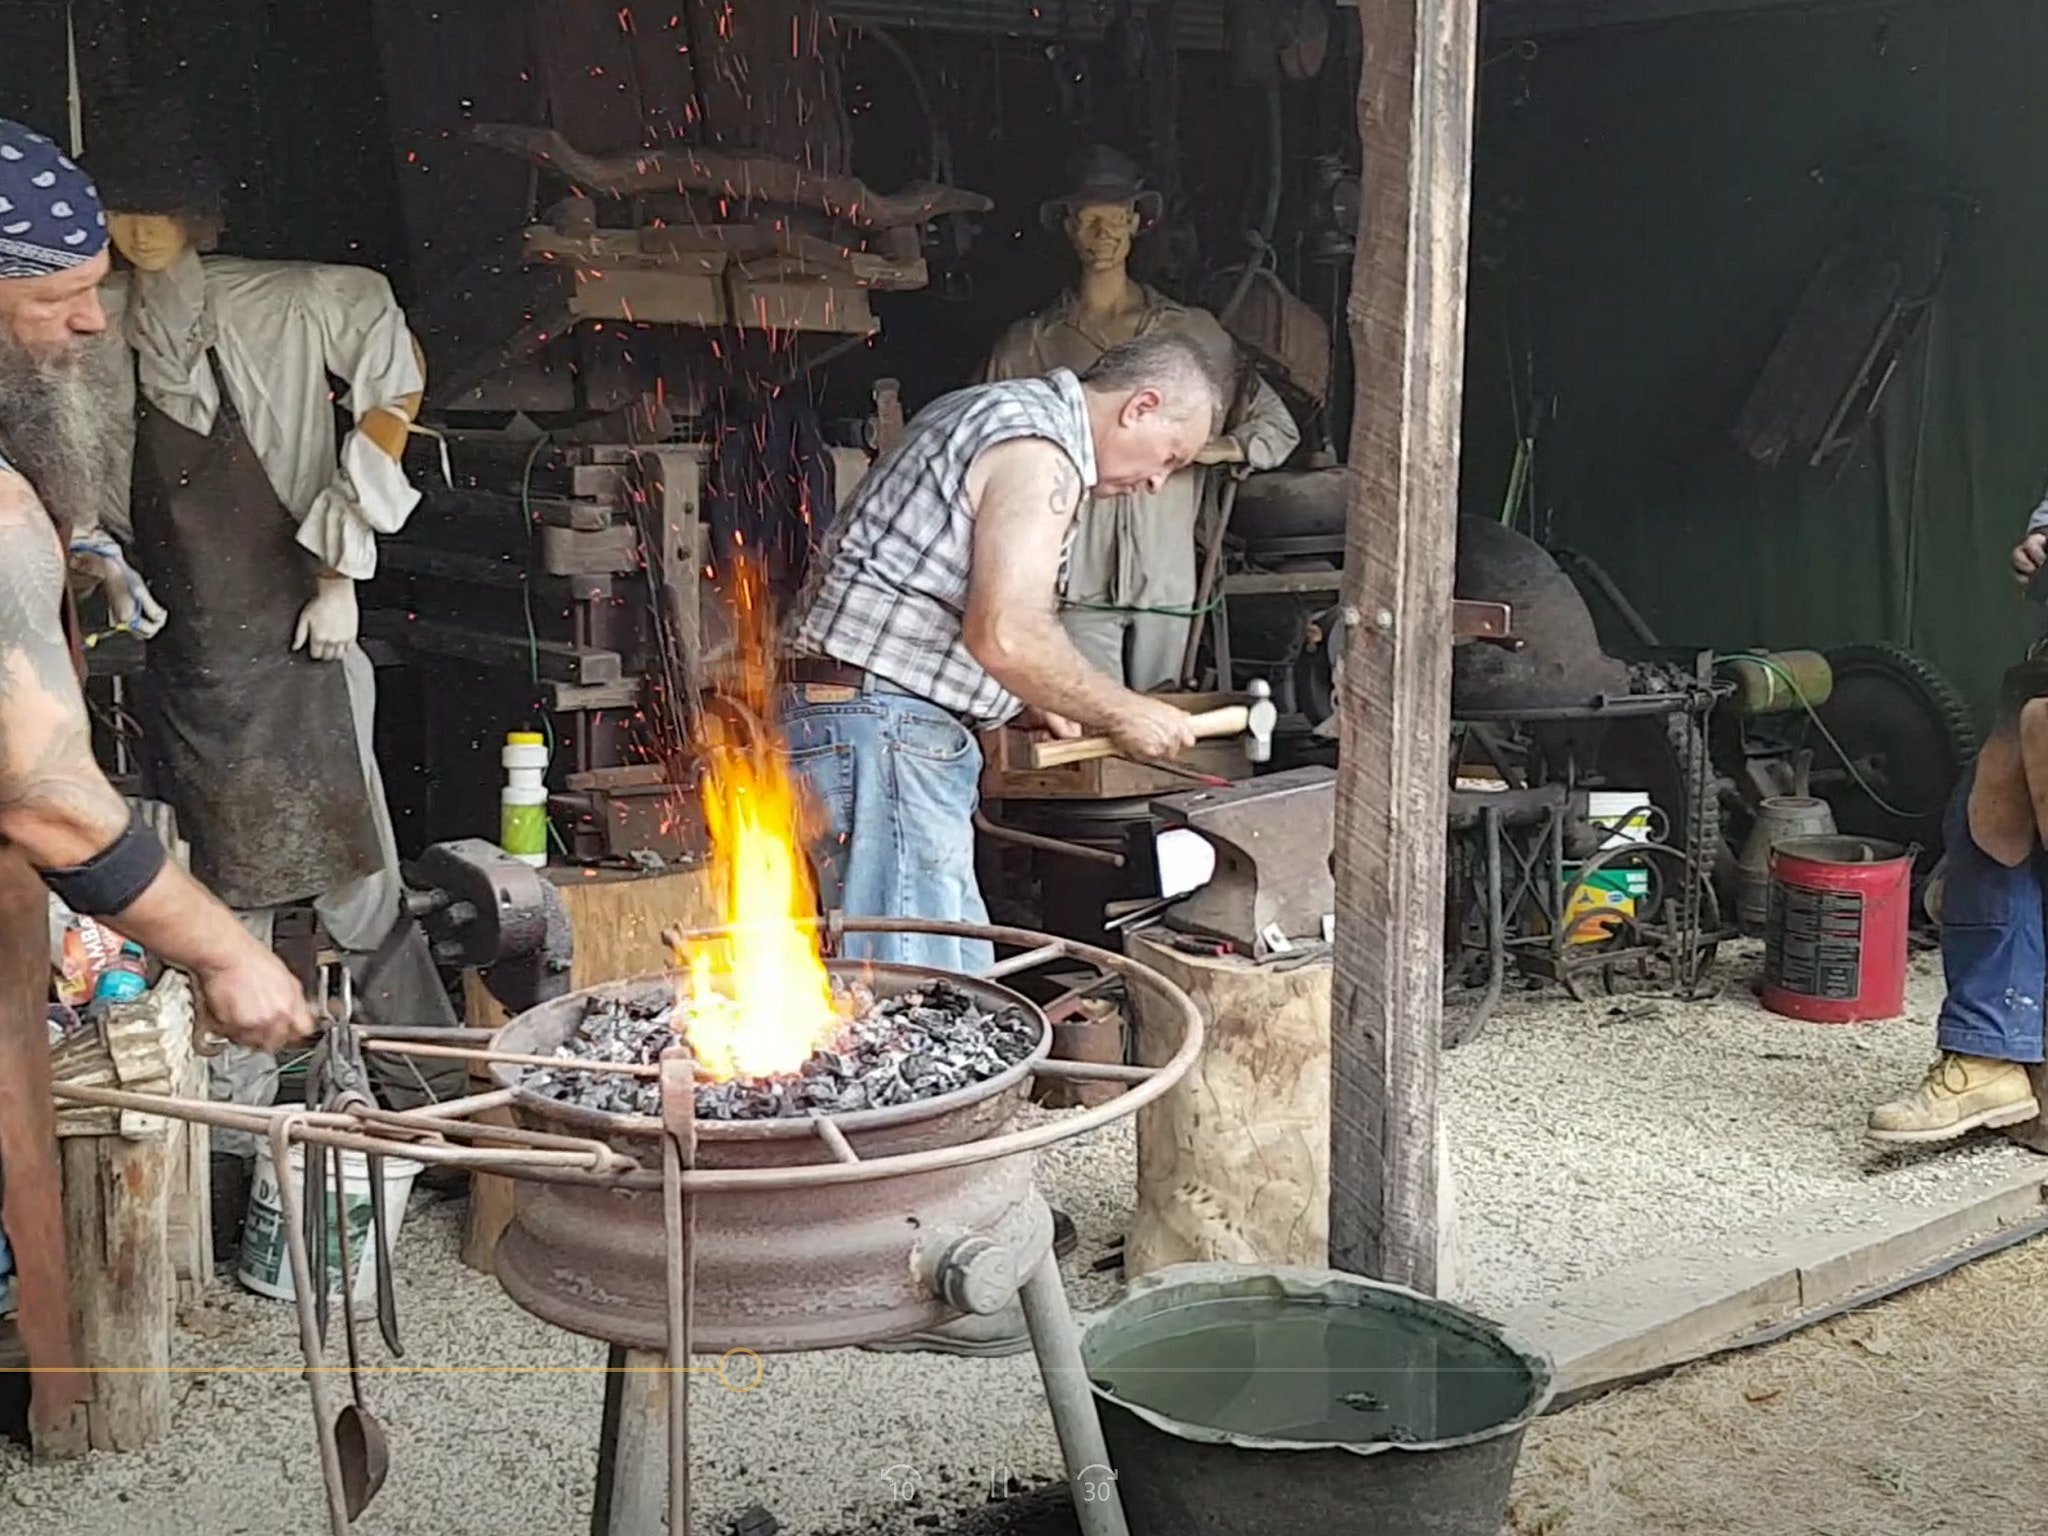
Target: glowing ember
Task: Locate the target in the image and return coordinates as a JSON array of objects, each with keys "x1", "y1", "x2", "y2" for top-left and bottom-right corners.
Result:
[{"x1": 669, "y1": 557, "x2": 838, "y2": 1082}]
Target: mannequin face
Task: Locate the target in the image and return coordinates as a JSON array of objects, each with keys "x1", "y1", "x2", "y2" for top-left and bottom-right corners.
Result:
[
  {"x1": 107, "y1": 213, "x2": 195, "y2": 273},
  {"x1": 1064, "y1": 201, "x2": 1141, "y2": 275}
]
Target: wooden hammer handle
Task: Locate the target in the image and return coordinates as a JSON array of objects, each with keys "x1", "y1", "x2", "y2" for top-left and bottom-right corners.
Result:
[{"x1": 1028, "y1": 704, "x2": 1249, "y2": 769}]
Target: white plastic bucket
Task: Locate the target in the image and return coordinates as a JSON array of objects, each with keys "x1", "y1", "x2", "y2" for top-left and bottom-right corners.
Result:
[{"x1": 237, "y1": 1141, "x2": 421, "y2": 1305}]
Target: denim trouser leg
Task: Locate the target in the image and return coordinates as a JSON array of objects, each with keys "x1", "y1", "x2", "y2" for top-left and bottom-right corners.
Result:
[
  {"x1": 778, "y1": 683, "x2": 996, "y2": 976},
  {"x1": 1935, "y1": 761, "x2": 2048, "y2": 1063}
]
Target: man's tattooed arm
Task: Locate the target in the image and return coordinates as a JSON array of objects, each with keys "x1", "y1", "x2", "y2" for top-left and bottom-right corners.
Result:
[
  {"x1": 0, "y1": 471, "x2": 133, "y2": 864},
  {"x1": 1045, "y1": 456, "x2": 1080, "y2": 518}
]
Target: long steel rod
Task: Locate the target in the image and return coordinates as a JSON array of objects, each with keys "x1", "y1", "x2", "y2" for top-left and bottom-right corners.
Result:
[
  {"x1": 659, "y1": 1049, "x2": 697, "y2": 1536},
  {"x1": 269, "y1": 1117, "x2": 352, "y2": 1536},
  {"x1": 978, "y1": 942, "x2": 1068, "y2": 982},
  {"x1": 363, "y1": 1039, "x2": 659, "y2": 1078},
  {"x1": 809, "y1": 1115, "x2": 860, "y2": 1163},
  {"x1": 1032, "y1": 1060, "x2": 1156, "y2": 1085}
]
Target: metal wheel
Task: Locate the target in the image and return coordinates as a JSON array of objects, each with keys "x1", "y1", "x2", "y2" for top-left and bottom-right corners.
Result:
[{"x1": 1807, "y1": 641, "x2": 1975, "y2": 871}]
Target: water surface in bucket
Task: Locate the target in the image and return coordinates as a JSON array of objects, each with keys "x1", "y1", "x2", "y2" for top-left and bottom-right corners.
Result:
[{"x1": 1089, "y1": 1295, "x2": 1533, "y2": 1446}]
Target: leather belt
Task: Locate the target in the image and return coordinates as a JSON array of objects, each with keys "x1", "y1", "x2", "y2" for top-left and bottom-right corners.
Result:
[{"x1": 784, "y1": 655, "x2": 870, "y2": 690}]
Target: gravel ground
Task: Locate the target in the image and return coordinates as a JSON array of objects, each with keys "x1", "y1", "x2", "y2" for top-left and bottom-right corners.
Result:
[
  {"x1": 1442, "y1": 940, "x2": 2038, "y2": 1315},
  {"x1": 2, "y1": 939, "x2": 2039, "y2": 1535}
]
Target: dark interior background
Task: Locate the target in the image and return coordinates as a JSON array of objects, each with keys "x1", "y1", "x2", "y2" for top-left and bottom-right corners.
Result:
[{"x1": 5, "y1": 0, "x2": 2045, "y2": 733}]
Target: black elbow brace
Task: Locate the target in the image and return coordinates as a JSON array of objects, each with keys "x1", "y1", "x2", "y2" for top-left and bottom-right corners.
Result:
[{"x1": 40, "y1": 811, "x2": 168, "y2": 916}]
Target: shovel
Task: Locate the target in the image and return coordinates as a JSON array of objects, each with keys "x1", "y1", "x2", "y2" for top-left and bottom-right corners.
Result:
[{"x1": 331, "y1": 1145, "x2": 391, "y2": 1521}]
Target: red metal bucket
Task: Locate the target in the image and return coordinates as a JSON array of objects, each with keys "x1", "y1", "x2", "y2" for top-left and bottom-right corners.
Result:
[{"x1": 1760, "y1": 835, "x2": 1914, "y2": 1023}]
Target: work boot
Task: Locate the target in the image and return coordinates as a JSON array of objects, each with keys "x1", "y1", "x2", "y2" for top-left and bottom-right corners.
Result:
[
  {"x1": 861, "y1": 1298, "x2": 1032, "y2": 1359},
  {"x1": 1867, "y1": 1054, "x2": 2039, "y2": 1144}
]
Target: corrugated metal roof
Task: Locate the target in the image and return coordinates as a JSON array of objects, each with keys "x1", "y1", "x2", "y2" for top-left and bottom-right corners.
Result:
[{"x1": 827, "y1": 0, "x2": 1231, "y2": 51}]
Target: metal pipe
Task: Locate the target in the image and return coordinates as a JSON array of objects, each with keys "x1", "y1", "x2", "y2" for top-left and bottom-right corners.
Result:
[
  {"x1": 979, "y1": 942, "x2": 1070, "y2": 982},
  {"x1": 269, "y1": 1117, "x2": 352, "y2": 1536},
  {"x1": 973, "y1": 810, "x2": 1126, "y2": 868},
  {"x1": 1019, "y1": 1256, "x2": 1131, "y2": 1536},
  {"x1": 659, "y1": 1048, "x2": 697, "y2": 1536},
  {"x1": 1033, "y1": 1059, "x2": 1155, "y2": 1085},
  {"x1": 810, "y1": 1115, "x2": 860, "y2": 1164},
  {"x1": 407, "y1": 1088, "x2": 519, "y2": 1121},
  {"x1": 363, "y1": 1039, "x2": 660, "y2": 1079}
]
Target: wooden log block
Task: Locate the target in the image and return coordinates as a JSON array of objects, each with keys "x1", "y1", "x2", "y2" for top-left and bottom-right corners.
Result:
[
  {"x1": 459, "y1": 865, "x2": 720, "y2": 1275},
  {"x1": 57, "y1": 1131, "x2": 173, "y2": 1453},
  {"x1": 1124, "y1": 933, "x2": 1465, "y2": 1292},
  {"x1": 1124, "y1": 934, "x2": 1333, "y2": 1277}
]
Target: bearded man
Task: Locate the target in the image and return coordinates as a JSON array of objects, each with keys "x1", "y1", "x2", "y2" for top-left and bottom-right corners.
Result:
[{"x1": 0, "y1": 117, "x2": 311, "y2": 1432}]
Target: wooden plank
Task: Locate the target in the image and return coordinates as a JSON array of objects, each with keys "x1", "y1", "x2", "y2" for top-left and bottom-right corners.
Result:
[
  {"x1": 633, "y1": 449, "x2": 707, "y2": 704},
  {"x1": 568, "y1": 269, "x2": 727, "y2": 327},
  {"x1": 1327, "y1": 0, "x2": 1482, "y2": 1293},
  {"x1": 547, "y1": 679, "x2": 645, "y2": 713},
  {"x1": 1509, "y1": 1169, "x2": 2048, "y2": 1398},
  {"x1": 360, "y1": 611, "x2": 623, "y2": 684},
  {"x1": 540, "y1": 524, "x2": 641, "y2": 577},
  {"x1": 422, "y1": 486, "x2": 614, "y2": 532}
]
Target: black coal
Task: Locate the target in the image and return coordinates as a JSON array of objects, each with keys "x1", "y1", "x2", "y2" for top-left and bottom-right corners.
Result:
[{"x1": 522, "y1": 978, "x2": 1040, "y2": 1121}]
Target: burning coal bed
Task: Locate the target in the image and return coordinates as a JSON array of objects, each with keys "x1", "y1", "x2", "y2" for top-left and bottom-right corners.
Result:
[{"x1": 522, "y1": 978, "x2": 1040, "y2": 1121}]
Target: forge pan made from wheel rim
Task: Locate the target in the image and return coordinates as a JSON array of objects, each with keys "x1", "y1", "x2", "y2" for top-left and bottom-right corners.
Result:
[{"x1": 487, "y1": 962, "x2": 1057, "y2": 1353}]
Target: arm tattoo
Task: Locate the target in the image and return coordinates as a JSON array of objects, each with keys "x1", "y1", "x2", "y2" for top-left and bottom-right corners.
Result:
[
  {"x1": 0, "y1": 481, "x2": 129, "y2": 839},
  {"x1": 1045, "y1": 457, "x2": 1079, "y2": 518}
]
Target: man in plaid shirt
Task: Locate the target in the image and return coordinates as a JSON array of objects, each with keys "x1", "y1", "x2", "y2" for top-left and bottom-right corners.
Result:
[{"x1": 785, "y1": 331, "x2": 1229, "y2": 975}]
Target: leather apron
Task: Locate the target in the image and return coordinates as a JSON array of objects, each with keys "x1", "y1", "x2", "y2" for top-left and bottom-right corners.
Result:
[
  {"x1": 0, "y1": 582, "x2": 91, "y2": 1436},
  {"x1": 129, "y1": 350, "x2": 381, "y2": 911}
]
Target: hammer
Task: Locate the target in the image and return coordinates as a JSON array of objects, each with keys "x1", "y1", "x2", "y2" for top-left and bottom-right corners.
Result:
[{"x1": 1028, "y1": 680, "x2": 1277, "y2": 769}]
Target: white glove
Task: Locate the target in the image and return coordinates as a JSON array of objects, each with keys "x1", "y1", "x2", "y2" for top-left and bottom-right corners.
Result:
[
  {"x1": 293, "y1": 574, "x2": 358, "y2": 662},
  {"x1": 67, "y1": 531, "x2": 168, "y2": 640}
]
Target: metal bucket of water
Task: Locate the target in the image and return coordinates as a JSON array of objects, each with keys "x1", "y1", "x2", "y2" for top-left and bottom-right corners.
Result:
[{"x1": 1080, "y1": 1263, "x2": 1554, "y2": 1536}]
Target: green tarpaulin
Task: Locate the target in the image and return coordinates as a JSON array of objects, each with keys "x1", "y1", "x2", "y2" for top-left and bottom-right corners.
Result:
[{"x1": 1459, "y1": 0, "x2": 2048, "y2": 723}]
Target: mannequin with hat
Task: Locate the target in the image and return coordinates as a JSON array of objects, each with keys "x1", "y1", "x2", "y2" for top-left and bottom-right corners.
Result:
[
  {"x1": 984, "y1": 145, "x2": 1299, "y2": 690},
  {"x1": 82, "y1": 113, "x2": 458, "y2": 1065}
]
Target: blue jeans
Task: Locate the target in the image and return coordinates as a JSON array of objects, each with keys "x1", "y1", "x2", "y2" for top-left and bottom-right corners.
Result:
[
  {"x1": 778, "y1": 679, "x2": 996, "y2": 975},
  {"x1": 1936, "y1": 759, "x2": 2048, "y2": 1063}
]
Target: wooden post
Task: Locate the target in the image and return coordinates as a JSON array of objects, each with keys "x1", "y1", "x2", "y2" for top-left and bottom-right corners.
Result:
[{"x1": 1327, "y1": 0, "x2": 1481, "y2": 1290}]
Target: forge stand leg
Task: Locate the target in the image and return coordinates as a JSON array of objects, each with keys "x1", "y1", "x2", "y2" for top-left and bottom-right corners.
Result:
[
  {"x1": 591, "y1": 1346, "x2": 672, "y2": 1536},
  {"x1": 1019, "y1": 1258, "x2": 1129, "y2": 1536}
]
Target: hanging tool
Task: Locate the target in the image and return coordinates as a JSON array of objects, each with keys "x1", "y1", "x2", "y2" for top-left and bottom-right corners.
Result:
[{"x1": 330, "y1": 1141, "x2": 391, "y2": 1522}]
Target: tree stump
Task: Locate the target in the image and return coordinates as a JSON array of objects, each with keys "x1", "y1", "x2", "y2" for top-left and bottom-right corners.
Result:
[
  {"x1": 1124, "y1": 935, "x2": 1334, "y2": 1277},
  {"x1": 1124, "y1": 933, "x2": 1465, "y2": 1292}
]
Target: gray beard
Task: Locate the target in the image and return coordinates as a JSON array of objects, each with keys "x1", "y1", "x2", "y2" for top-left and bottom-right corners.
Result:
[{"x1": 0, "y1": 330, "x2": 123, "y2": 542}]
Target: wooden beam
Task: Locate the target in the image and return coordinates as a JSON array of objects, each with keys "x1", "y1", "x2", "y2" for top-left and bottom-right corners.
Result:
[{"x1": 1328, "y1": 0, "x2": 1482, "y2": 1292}]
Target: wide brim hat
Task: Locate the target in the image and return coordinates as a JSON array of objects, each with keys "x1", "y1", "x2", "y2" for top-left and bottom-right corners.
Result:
[
  {"x1": 1038, "y1": 144, "x2": 1163, "y2": 232},
  {"x1": 81, "y1": 94, "x2": 227, "y2": 221}
]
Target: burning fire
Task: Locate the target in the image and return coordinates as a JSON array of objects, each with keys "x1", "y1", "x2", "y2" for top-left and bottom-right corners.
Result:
[{"x1": 670, "y1": 558, "x2": 841, "y2": 1082}]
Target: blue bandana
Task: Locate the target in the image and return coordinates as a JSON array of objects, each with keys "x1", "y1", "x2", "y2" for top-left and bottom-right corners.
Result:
[{"x1": 0, "y1": 119, "x2": 107, "y2": 280}]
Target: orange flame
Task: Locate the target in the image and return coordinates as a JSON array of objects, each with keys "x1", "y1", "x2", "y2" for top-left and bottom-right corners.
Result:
[{"x1": 670, "y1": 558, "x2": 840, "y2": 1082}]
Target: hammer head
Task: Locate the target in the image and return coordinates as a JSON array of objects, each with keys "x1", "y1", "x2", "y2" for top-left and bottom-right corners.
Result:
[{"x1": 1245, "y1": 679, "x2": 1276, "y2": 764}]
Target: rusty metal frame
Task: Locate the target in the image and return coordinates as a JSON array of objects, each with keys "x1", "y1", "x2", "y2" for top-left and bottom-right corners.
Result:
[{"x1": 48, "y1": 918, "x2": 1201, "y2": 1536}]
